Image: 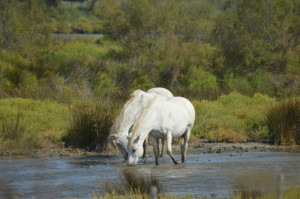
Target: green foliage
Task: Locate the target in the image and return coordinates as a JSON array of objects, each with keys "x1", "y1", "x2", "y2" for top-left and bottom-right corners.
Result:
[
  {"x1": 72, "y1": 17, "x2": 94, "y2": 33},
  {"x1": 0, "y1": 0, "x2": 53, "y2": 56},
  {"x1": 92, "y1": 73, "x2": 118, "y2": 98},
  {"x1": 0, "y1": 98, "x2": 70, "y2": 149},
  {"x1": 63, "y1": 100, "x2": 119, "y2": 151},
  {"x1": 0, "y1": 0, "x2": 299, "y2": 150},
  {"x1": 188, "y1": 66, "x2": 219, "y2": 92},
  {"x1": 267, "y1": 97, "x2": 300, "y2": 145},
  {"x1": 225, "y1": 70, "x2": 276, "y2": 96},
  {"x1": 192, "y1": 92, "x2": 276, "y2": 142},
  {"x1": 212, "y1": 0, "x2": 292, "y2": 72}
]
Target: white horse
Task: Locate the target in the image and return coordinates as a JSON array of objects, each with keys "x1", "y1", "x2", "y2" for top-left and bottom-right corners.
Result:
[
  {"x1": 127, "y1": 97, "x2": 195, "y2": 165},
  {"x1": 109, "y1": 88, "x2": 173, "y2": 160}
]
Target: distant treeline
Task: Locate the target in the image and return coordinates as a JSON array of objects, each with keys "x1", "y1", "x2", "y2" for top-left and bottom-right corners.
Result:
[{"x1": 0, "y1": 0, "x2": 299, "y2": 101}]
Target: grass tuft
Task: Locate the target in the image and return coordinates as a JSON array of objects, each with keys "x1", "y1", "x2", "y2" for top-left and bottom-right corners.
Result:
[
  {"x1": 267, "y1": 97, "x2": 300, "y2": 145},
  {"x1": 63, "y1": 100, "x2": 119, "y2": 152},
  {"x1": 105, "y1": 168, "x2": 163, "y2": 196}
]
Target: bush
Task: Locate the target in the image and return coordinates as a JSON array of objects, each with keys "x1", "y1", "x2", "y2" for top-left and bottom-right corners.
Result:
[
  {"x1": 267, "y1": 97, "x2": 300, "y2": 145},
  {"x1": 63, "y1": 100, "x2": 118, "y2": 151}
]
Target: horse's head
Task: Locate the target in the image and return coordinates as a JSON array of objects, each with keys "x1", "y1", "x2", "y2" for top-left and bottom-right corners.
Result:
[
  {"x1": 109, "y1": 134, "x2": 129, "y2": 160},
  {"x1": 127, "y1": 136, "x2": 143, "y2": 165}
]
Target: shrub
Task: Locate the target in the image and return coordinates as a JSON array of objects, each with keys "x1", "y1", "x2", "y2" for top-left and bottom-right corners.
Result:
[
  {"x1": 72, "y1": 17, "x2": 94, "y2": 33},
  {"x1": 105, "y1": 168, "x2": 163, "y2": 196},
  {"x1": 63, "y1": 100, "x2": 118, "y2": 151},
  {"x1": 267, "y1": 97, "x2": 300, "y2": 145},
  {"x1": 92, "y1": 72, "x2": 119, "y2": 99},
  {"x1": 0, "y1": 112, "x2": 24, "y2": 142}
]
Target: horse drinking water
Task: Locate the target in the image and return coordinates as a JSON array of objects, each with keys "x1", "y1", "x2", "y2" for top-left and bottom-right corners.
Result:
[
  {"x1": 127, "y1": 97, "x2": 195, "y2": 165},
  {"x1": 109, "y1": 88, "x2": 173, "y2": 160}
]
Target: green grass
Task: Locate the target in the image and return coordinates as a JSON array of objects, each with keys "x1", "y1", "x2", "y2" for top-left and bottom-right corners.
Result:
[
  {"x1": 0, "y1": 98, "x2": 71, "y2": 149},
  {"x1": 192, "y1": 92, "x2": 276, "y2": 142}
]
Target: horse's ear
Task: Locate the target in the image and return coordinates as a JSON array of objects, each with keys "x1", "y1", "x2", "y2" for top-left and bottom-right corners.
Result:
[
  {"x1": 132, "y1": 89, "x2": 143, "y2": 97},
  {"x1": 109, "y1": 134, "x2": 119, "y2": 141}
]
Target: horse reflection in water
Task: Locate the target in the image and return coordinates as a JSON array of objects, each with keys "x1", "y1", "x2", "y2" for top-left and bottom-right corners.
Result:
[
  {"x1": 127, "y1": 96, "x2": 195, "y2": 165},
  {"x1": 109, "y1": 88, "x2": 173, "y2": 161}
]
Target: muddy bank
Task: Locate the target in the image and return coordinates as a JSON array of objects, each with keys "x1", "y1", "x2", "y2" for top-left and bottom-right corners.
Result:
[
  {"x1": 1, "y1": 141, "x2": 299, "y2": 159},
  {"x1": 185, "y1": 142, "x2": 300, "y2": 154},
  {"x1": 0, "y1": 147, "x2": 117, "y2": 159}
]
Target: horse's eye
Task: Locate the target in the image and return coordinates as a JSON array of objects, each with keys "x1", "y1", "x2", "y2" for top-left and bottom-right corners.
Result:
[{"x1": 132, "y1": 149, "x2": 136, "y2": 153}]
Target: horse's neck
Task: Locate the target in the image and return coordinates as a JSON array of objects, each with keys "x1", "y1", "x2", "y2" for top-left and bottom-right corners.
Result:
[
  {"x1": 135, "y1": 125, "x2": 153, "y2": 147},
  {"x1": 134, "y1": 107, "x2": 160, "y2": 145},
  {"x1": 118, "y1": 96, "x2": 154, "y2": 136}
]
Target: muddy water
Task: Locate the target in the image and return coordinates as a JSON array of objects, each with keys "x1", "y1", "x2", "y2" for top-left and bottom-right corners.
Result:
[{"x1": 0, "y1": 152, "x2": 299, "y2": 198}]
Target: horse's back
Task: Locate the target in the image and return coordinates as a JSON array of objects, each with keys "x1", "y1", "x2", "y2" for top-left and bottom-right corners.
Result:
[
  {"x1": 155, "y1": 97, "x2": 194, "y2": 138},
  {"x1": 147, "y1": 87, "x2": 173, "y2": 99},
  {"x1": 168, "y1": 97, "x2": 195, "y2": 126}
]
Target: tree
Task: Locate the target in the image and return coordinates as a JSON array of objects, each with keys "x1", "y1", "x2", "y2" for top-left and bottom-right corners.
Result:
[
  {"x1": 211, "y1": 0, "x2": 294, "y2": 74},
  {"x1": 0, "y1": 0, "x2": 20, "y2": 50},
  {"x1": 45, "y1": 0, "x2": 61, "y2": 8}
]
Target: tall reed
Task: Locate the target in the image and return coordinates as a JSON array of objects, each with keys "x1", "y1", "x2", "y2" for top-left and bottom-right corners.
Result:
[
  {"x1": 266, "y1": 97, "x2": 300, "y2": 145},
  {"x1": 63, "y1": 100, "x2": 119, "y2": 151}
]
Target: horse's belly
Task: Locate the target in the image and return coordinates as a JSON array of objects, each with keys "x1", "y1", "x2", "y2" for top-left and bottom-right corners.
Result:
[
  {"x1": 149, "y1": 130, "x2": 165, "y2": 138},
  {"x1": 171, "y1": 113, "x2": 189, "y2": 138}
]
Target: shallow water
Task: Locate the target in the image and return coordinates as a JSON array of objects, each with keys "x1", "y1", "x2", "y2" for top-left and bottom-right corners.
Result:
[{"x1": 0, "y1": 152, "x2": 300, "y2": 198}]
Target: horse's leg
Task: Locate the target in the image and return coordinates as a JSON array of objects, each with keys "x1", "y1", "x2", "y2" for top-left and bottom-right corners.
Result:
[
  {"x1": 157, "y1": 138, "x2": 161, "y2": 157},
  {"x1": 160, "y1": 138, "x2": 164, "y2": 157},
  {"x1": 181, "y1": 127, "x2": 191, "y2": 163},
  {"x1": 151, "y1": 136, "x2": 160, "y2": 165},
  {"x1": 166, "y1": 132, "x2": 179, "y2": 165},
  {"x1": 142, "y1": 139, "x2": 147, "y2": 163}
]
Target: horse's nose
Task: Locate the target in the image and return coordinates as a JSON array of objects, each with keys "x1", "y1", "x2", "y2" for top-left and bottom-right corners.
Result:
[{"x1": 127, "y1": 158, "x2": 136, "y2": 166}]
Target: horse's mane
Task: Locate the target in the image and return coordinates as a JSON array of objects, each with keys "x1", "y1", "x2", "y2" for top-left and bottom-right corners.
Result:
[
  {"x1": 110, "y1": 89, "x2": 143, "y2": 135},
  {"x1": 127, "y1": 96, "x2": 158, "y2": 149}
]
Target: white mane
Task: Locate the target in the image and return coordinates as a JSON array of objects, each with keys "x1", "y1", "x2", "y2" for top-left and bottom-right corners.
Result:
[
  {"x1": 109, "y1": 89, "x2": 144, "y2": 135},
  {"x1": 127, "y1": 96, "x2": 158, "y2": 149}
]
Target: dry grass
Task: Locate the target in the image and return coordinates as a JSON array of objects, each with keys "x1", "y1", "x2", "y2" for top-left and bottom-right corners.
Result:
[
  {"x1": 63, "y1": 100, "x2": 119, "y2": 152},
  {"x1": 104, "y1": 168, "x2": 164, "y2": 196},
  {"x1": 267, "y1": 97, "x2": 300, "y2": 145}
]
